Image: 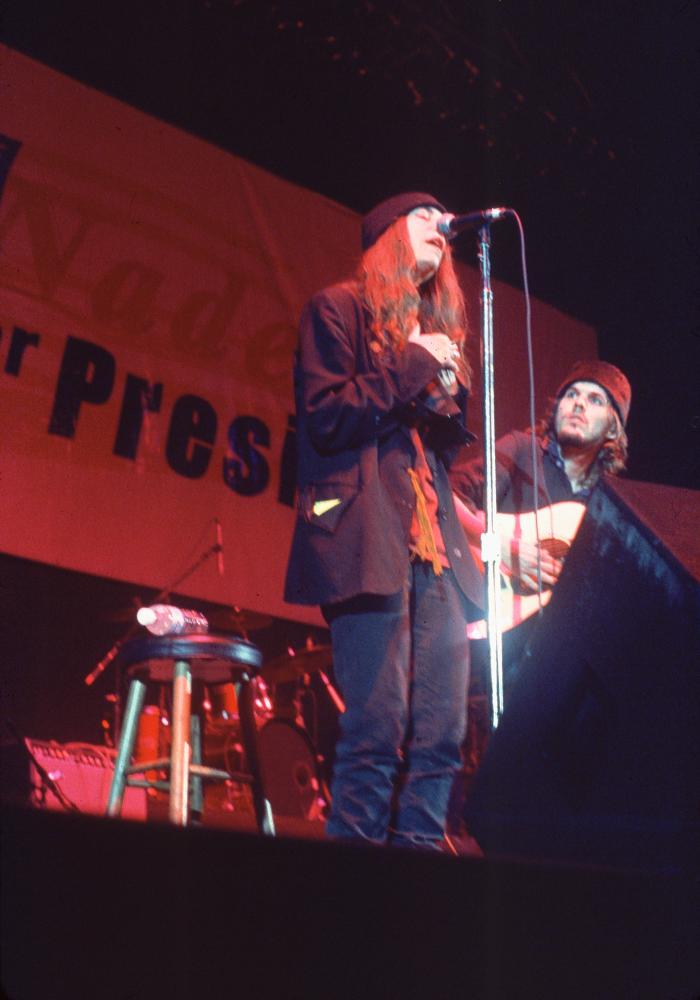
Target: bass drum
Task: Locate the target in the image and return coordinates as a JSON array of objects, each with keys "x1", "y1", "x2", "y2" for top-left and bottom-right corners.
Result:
[{"x1": 257, "y1": 720, "x2": 326, "y2": 821}]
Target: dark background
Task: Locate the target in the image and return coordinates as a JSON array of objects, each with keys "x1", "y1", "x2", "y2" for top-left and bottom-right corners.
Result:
[{"x1": 3, "y1": 0, "x2": 699, "y2": 489}]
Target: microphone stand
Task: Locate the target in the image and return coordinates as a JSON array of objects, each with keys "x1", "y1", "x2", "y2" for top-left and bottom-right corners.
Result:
[
  {"x1": 477, "y1": 223, "x2": 505, "y2": 727},
  {"x1": 83, "y1": 538, "x2": 222, "y2": 740}
]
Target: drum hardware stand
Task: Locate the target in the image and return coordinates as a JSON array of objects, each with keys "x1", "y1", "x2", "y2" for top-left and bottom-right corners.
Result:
[
  {"x1": 298, "y1": 636, "x2": 345, "y2": 715},
  {"x1": 295, "y1": 639, "x2": 343, "y2": 811},
  {"x1": 317, "y1": 670, "x2": 345, "y2": 714},
  {"x1": 298, "y1": 669, "x2": 338, "y2": 815},
  {"x1": 296, "y1": 671, "x2": 333, "y2": 814}
]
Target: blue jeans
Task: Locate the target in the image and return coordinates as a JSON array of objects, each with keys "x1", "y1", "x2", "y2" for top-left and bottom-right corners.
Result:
[{"x1": 324, "y1": 562, "x2": 472, "y2": 850}]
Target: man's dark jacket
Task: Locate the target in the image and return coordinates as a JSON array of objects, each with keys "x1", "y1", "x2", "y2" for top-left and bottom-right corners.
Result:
[
  {"x1": 283, "y1": 282, "x2": 483, "y2": 611},
  {"x1": 451, "y1": 429, "x2": 596, "y2": 513}
]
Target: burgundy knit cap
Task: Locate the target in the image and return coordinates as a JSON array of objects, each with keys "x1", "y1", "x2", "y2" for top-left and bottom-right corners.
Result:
[
  {"x1": 556, "y1": 360, "x2": 632, "y2": 425},
  {"x1": 361, "y1": 192, "x2": 446, "y2": 251}
]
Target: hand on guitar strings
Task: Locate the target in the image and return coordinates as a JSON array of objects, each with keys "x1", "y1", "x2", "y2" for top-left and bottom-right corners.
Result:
[{"x1": 502, "y1": 538, "x2": 563, "y2": 592}]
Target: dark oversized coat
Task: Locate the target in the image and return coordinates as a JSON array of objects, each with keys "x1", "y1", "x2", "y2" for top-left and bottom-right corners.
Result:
[{"x1": 283, "y1": 282, "x2": 483, "y2": 611}]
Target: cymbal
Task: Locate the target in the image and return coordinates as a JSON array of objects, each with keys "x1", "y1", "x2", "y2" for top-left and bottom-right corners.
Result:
[
  {"x1": 209, "y1": 607, "x2": 274, "y2": 634},
  {"x1": 261, "y1": 644, "x2": 332, "y2": 684}
]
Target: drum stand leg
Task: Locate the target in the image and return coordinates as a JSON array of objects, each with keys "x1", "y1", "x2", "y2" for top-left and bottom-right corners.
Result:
[
  {"x1": 237, "y1": 678, "x2": 275, "y2": 836},
  {"x1": 318, "y1": 670, "x2": 345, "y2": 714}
]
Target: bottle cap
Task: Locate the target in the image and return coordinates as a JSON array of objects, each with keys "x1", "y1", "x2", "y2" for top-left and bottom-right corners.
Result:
[{"x1": 136, "y1": 607, "x2": 157, "y2": 627}]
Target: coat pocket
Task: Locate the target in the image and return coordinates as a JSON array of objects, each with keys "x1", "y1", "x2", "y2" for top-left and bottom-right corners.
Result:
[{"x1": 299, "y1": 482, "x2": 359, "y2": 533}]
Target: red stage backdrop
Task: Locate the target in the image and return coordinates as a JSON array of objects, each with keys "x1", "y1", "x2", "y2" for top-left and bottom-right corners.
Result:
[{"x1": 0, "y1": 46, "x2": 596, "y2": 626}]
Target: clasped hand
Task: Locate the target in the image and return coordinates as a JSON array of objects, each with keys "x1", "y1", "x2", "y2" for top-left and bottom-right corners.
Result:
[
  {"x1": 409, "y1": 327, "x2": 459, "y2": 394},
  {"x1": 408, "y1": 326, "x2": 459, "y2": 369}
]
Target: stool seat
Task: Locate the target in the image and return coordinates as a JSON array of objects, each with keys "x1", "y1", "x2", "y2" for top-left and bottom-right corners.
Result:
[
  {"x1": 121, "y1": 634, "x2": 262, "y2": 684},
  {"x1": 106, "y1": 631, "x2": 274, "y2": 834}
]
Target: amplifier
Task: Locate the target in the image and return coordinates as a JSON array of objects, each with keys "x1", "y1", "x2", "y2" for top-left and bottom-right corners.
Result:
[{"x1": 25, "y1": 739, "x2": 147, "y2": 821}]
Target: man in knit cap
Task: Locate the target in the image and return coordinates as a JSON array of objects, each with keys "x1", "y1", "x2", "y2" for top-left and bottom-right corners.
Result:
[
  {"x1": 446, "y1": 360, "x2": 632, "y2": 841},
  {"x1": 454, "y1": 359, "x2": 632, "y2": 594},
  {"x1": 284, "y1": 192, "x2": 483, "y2": 850}
]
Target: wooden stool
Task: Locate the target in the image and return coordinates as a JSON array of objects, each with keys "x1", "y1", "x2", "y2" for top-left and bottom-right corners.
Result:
[{"x1": 106, "y1": 634, "x2": 275, "y2": 834}]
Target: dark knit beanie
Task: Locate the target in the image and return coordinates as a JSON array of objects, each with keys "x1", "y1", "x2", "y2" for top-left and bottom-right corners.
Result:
[
  {"x1": 361, "y1": 192, "x2": 446, "y2": 251},
  {"x1": 556, "y1": 360, "x2": 632, "y2": 425}
]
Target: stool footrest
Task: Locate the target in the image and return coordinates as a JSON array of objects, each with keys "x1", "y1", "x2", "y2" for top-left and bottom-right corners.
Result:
[
  {"x1": 189, "y1": 764, "x2": 231, "y2": 781},
  {"x1": 225, "y1": 771, "x2": 254, "y2": 786},
  {"x1": 126, "y1": 758, "x2": 170, "y2": 774},
  {"x1": 127, "y1": 779, "x2": 172, "y2": 792},
  {"x1": 126, "y1": 761, "x2": 239, "y2": 783}
]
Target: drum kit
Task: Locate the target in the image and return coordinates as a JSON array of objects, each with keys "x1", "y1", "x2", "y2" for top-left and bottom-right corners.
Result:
[
  {"x1": 199, "y1": 637, "x2": 339, "y2": 822},
  {"x1": 109, "y1": 606, "x2": 340, "y2": 825}
]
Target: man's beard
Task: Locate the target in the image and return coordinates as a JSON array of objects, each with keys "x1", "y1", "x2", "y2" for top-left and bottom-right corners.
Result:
[{"x1": 556, "y1": 425, "x2": 588, "y2": 449}]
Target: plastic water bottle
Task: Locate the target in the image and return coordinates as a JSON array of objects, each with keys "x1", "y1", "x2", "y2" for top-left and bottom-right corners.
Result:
[{"x1": 136, "y1": 604, "x2": 209, "y2": 636}]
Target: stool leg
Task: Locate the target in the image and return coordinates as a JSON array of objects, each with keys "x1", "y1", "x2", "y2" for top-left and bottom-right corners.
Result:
[
  {"x1": 169, "y1": 659, "x2": 192, "y2": 826},
  {"x1": 107, "y1": 678, "x2": 146, "y2": 817},
  {"x1": 237, "y1": 677, "x2": 275, "y2": 836},
  {"x1": 189, "y1": 713, "x2": 203, "y2": 821}
]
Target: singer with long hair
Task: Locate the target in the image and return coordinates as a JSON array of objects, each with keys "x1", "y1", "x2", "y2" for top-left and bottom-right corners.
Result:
[{"x1": 284, "y1": 192, "x2": 483, "y2": 850}]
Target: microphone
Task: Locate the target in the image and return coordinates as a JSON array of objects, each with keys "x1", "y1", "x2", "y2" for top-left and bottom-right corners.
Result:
[
  {"x1": 215, "y1": 518, "x2": 225, "y2": 577},
  {"x1": 437, "y1": 208, "x2": 510, "y2": 238}
]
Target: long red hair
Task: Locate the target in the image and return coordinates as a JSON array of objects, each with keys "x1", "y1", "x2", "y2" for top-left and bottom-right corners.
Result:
[{"x1": 358, "y1": 215, "x2": 471, "y2": 385}]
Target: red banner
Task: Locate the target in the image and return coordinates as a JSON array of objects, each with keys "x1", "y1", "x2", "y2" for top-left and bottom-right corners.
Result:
[{"x1": 0, "y1": 46, "x2": 596, "y2": 625}]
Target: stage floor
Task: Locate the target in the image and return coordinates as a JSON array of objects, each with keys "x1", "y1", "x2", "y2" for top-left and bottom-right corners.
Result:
[{"x1": 2, "y1": 804, "x2": 698, "y2": 1000}]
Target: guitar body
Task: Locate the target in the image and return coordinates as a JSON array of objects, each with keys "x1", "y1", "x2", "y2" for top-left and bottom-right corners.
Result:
[{"x1": 466, "y1": 501, "x2": 586, "y2": 639}]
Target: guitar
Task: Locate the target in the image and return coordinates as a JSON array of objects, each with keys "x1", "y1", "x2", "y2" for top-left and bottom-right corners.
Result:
[{"x1": 456, "y1": 500, "x2": 586, "y2": 639}]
